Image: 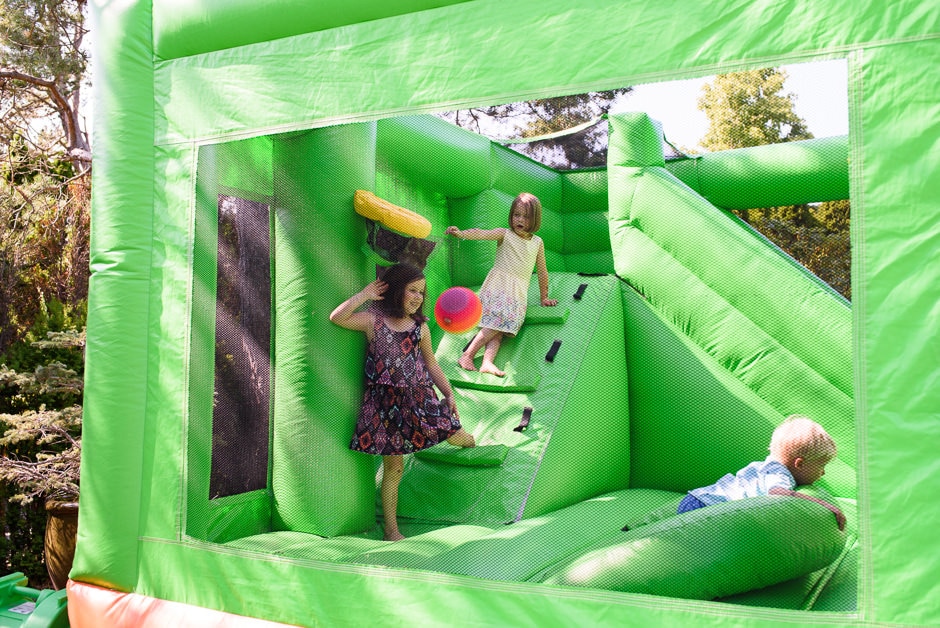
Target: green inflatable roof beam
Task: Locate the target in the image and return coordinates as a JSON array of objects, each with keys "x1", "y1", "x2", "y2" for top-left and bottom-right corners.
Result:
[
  {"x1": 152, "y1": 0, "x2": 472, "y2": 59},
  {"x1": 666, "y1": 136, "x2": 850, "y2": 209}
]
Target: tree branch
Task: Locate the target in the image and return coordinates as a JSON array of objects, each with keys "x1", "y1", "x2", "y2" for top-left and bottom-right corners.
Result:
[{"x1": 1, "y1": 68, "x2": 83, "y2": 164}]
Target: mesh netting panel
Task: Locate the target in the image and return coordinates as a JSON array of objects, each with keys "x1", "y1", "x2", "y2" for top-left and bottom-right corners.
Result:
[{"x1": 209, "y1": 194, "x2": 271, "y2": 498}]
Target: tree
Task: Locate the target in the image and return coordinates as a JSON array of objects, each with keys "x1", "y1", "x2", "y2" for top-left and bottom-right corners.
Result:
[
  {"x1": 0, "y1": 329, "x2": 83, "y2": 505},
  {"x1": 815, "y1": 198, "x2": 850, "y2": 232},
  {"x1": 439, "y1": 89, "x2": 631, "y2": 169},
  {"x1": 698, "y1": 67, "x2": 812, "y2": 151},
  {"x1": 0, "y1": 0, "x2": 90, "y2": 172},
  {"x1": 0, "y1": 0, "x2": 90, "y2": 355}
]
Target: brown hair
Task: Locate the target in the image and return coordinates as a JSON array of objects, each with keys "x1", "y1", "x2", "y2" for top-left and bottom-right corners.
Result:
[
  {"x1": 509, "y1": 192, "x2": 542, "y2": 233},
  {"x1": 374, "y1": 263, "x2": 427, "y2": 322}
]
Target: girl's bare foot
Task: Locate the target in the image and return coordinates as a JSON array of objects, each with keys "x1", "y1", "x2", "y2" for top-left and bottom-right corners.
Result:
[
  {"x1": 447, "y1": 429, "x2": 476, "y2": 448},
  {"x1": 458, "y1": 354, "x2": 477, "y2": 371},
  {"x1": 480, "y1": 361, "x2": 505, "y2": 377},
  {"x1": 384, "y1": 530, "x2": 405, "y2": 542}
]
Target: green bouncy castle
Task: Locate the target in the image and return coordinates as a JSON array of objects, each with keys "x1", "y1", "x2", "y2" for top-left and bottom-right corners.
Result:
[{"x1": 69, "y1": 1, "x2": 939, "y2": 626}]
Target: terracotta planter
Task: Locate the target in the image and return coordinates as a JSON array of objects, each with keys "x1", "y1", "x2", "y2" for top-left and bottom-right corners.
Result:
[{"x1": 44, "y1": 500, "x2": 78, "y2": 590}]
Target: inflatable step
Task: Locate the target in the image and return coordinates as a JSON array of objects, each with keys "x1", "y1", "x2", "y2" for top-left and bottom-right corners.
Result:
[
  {"x1": 415, "y1": 443, "x2": 509, "y2": 467},
  {"x1": 437, "y1": 304, "x2": 569, "y2": 393}
]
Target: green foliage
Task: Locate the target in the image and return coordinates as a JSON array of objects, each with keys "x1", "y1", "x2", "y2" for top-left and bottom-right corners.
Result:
[
  {"x1": 0, "y1": 328, "x2": 83, "y2": 504},
  {"x1": 0, "y1": 403, "x2": 82, "y2": 503},
  {"x1": 0, "y1": 0, "x2": 88, "y2": 82},
  {"x1": 0, "y1": 164, "x2": 90, "y2": 356},
  {"x1": 1, "y1": 298, "x2": 85, "y2": 373},
  {"x1": 0, "y1": 489, "x2": 48, "y2": 586},
  {"x1": 815, "y1": 199, "x2": 850, "y2": 232},
  {"x1": 741, "y1": 213, "x2": 851, "y2": 300},
  {"x1": 734, "y1": 201, "x2": 852, "y2": 300},
  {"x1": 1, "y1": 0, "x2": 90, "y2": 358},
  {"x1": 0, "y1": 0, "x2": 90, "y2": 160},
  {"x1": 0, "y1": 326, "x2": 82, "y2": 587},
  {"x1": 1, "y1": 134, "x2": 35, "y2": 185},
  {"x1": 736, "y1": 203, "x2": 818, "y2": 229},
  {"x1": 0, "y1": 1, "x2": 87, "y2": 582}
]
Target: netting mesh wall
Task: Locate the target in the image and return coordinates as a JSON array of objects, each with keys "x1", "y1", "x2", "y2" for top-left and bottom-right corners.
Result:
[
  {"x1": 209, "y1": 194, "x2": 272, "y2": 498},
  {"x1": 188, "y1": 138, "x2": 277, "y2": 543}
]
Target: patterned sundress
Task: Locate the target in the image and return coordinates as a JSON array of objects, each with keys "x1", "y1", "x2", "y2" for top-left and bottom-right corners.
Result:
[
  {"x1": 350, "y1": 315, "x2": 463, "y2": 456},
  {"x1": 479, "y1": 229, "x2": 543, "y2": 335}
]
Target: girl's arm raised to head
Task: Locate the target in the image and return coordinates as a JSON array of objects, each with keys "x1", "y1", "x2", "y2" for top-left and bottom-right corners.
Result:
[
  {"x1": 445, "y1": 226, "x2": 505, "y2": 243},
  {"x1": 535, "y1": 242, "x2": 557, "y2": 306},
  {"x1": 418, "y1": 323, "x2": 457, "y2": 412},
  {"x1": 329, "y1": 279, "x2": 386, "y2": 334}
]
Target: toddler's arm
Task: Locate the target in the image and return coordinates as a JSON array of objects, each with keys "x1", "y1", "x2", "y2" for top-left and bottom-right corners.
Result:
[
  {"x1": 769, "y1": 487, "x2": 846, "y2": 530},
  {"x1": 445, "y1": 226, "x2": 504, "y2": 242},
  {"x1": 535, "y1": 242, "x2": 557, "y2": 306}
]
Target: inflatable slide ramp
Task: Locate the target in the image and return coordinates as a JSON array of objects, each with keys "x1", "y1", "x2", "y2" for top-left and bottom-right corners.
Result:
[{"x1": 396, "y1": 272, "x2": 632, "y2": 527}]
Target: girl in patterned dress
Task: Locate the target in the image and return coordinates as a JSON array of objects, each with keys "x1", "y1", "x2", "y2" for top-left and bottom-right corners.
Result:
[
  {"x1": 330, "y1": 263, "x2": 475, "y2": 541},
  {"x1": 445, "y1": 192, "x2": 558, "y2": 377}
]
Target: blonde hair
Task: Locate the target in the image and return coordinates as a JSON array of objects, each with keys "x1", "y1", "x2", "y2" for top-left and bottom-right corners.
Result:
[
  {"x1": 510, "y1": 193, "x2": 542, "y2": 233},
  {"x1": 769, "y1": 415, "x2": 837, "y2": 463}
]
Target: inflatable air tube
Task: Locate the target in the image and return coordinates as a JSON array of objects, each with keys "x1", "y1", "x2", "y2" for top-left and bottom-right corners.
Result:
[
  {"x1": 538, "y1": 493, "x2": 845, "y2": 599},
  {"x1": 666, "y1": 136, "x2": 849, "y2": 209},
  {"x1": 376, "y1": 116, "x2": 492, "y2": 198},
  {"x1": 354, "y1": 189, "x2": 432, "y2": 239}
]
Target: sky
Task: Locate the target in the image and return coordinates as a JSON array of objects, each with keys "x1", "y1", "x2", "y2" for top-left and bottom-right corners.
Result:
[{"x1": 612, "y1": 59, "x2": 849, "y2": 151}]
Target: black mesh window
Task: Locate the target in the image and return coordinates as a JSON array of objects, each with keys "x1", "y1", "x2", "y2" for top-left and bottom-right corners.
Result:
[{"x1": 210, "y1": 194, "x2": 271, "y2": 498}]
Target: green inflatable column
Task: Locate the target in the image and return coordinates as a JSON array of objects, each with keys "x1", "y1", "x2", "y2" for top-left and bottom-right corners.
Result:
[
  {"x1": 609, "y1": 112, "x2": 665, "y2": 167},
  {"x1": 271, "y1": 123, "x2": 378, "y2": 535},
  {"x1": 71, "y1": 0, "x2": 154, "y2": 590}
]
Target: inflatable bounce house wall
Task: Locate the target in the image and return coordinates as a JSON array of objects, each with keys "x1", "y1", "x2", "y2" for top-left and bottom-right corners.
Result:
[{"x1": 69, "y1": 1, "x2": 938, "y2": 626}]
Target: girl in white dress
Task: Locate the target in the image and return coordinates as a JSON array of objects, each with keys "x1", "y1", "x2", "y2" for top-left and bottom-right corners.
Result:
[{"x1": 445, "y1": 193, "x2": 558, "y2": 376}]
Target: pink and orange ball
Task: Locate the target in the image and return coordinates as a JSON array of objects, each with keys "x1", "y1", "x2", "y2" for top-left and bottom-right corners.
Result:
[{"x1": 434, "y1": 287, "x2": 482, "y2": 333}]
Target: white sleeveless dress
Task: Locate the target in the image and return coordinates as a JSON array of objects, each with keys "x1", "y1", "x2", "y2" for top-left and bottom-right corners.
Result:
[{"x1": 478, "y1": 229, "x2": 542, "y2": 335}]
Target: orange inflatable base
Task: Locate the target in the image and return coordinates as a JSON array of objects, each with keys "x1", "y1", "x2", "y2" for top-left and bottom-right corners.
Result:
[{"x1": 66, "y1": 580, "x2": 299, "y2": 627}]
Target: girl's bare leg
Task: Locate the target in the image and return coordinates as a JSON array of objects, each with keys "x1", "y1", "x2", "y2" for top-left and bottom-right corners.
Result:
[
  {"x1": 480, "y1": 333, "x2": 505, "y2": 377},
  {"x1": 446, "y1": 428, "x2": 476, "y2": 448},
  {"x1": 459, "y1": 328, "x2": 499, "y2": 371},
  {"x1": 381, "y1": 456, "x2": 405, "y2": 541}
]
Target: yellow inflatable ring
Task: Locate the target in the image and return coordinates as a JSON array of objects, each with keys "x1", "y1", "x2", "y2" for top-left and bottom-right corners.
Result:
[{"x1": 354, "y1": 190, "x2": 432, "y2": 239}]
